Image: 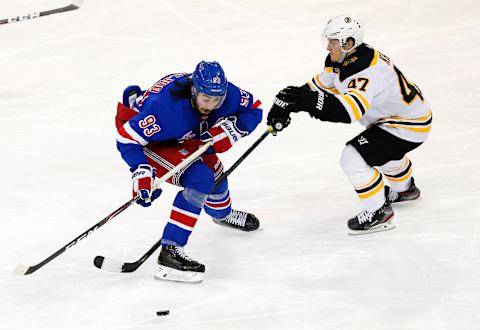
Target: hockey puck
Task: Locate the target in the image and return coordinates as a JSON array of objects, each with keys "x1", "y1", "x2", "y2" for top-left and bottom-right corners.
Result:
[{"x1": 156, "y1": 310, "x2": 170, "y2": 316}]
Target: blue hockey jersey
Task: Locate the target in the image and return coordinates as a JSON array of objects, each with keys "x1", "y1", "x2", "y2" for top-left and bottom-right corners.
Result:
[{"x1": 116, "y1": 73, "x2": 263, "y2": 170}]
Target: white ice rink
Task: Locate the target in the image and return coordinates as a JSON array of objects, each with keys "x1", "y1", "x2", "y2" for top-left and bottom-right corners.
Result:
[{"x1": 1, "y1": 0, "x2": 480, "y2": 329}]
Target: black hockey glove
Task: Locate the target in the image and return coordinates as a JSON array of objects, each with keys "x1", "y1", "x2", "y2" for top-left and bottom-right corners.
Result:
[
  {"x1": 277, "y1": 86, "x2": 325, "y2": 114},
  {"x1": 267, "y1": 94, "x2": 291, "y2": 132}
]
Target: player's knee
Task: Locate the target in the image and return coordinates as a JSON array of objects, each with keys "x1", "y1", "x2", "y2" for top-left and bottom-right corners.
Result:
[
  {"x1": 182, "y1": 162, "x2": 215, "y2": 194},
  {"x1": 340, "y1": 144, "x2": 369, "y2": 176},
  {"x1": 182, "y1": 187, "x2": 209, "y2": 208},
  {"x1": 378, "y1": 157, "x2": 408, "y2": 175}
]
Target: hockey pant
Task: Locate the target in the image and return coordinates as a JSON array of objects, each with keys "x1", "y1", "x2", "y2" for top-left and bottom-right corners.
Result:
[
  {"x1": 145, "y1": 141, "x2": 232, "y2": 247},
  {"x1": 340, "y1": 145, "x2": 414, "y2": 212}
]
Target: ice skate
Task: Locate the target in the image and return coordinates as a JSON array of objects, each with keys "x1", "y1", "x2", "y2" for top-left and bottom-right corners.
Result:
[
  {"x1": 155, "y1": 245, "x2": 205, "y2": 283},
  {"x1": 388, "y1": 178, "x2": 420, "y2": 203},
  {"x1": 348, "y1": 187, "x2": 395, "y2": 235},
  {"x1": 212, "y1": 209, "x2": 260, "y2": 232}
]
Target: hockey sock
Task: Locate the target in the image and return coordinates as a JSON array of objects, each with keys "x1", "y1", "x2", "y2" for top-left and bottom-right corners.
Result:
[
  {"x1": 204, "y1": 180, "x2": 232, "y2": 220},
  {"x1": 340, "y1": 145, "x2": 386, "y2": 212},
  {"x1": 379, "y1": 157, "x2": 413, "y2": 193},
  {"x1": 161, "y1": 192, "x2": 202, "y2": 247}
]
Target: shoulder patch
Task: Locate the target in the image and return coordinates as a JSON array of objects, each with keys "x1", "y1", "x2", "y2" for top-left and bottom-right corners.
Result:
[{"x1": 339, "y1": 44, "x2": 376, "y2": 82}]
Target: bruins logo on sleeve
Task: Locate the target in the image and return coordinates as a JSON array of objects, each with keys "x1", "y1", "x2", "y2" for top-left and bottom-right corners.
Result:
[{"x1": 337, "y1": 44, "x2": 377, "y2": 82}]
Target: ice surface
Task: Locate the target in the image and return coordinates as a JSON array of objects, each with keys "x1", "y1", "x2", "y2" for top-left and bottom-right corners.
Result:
[{"x1": 1, "y1": 0, "x2": 480, "y2": 329}]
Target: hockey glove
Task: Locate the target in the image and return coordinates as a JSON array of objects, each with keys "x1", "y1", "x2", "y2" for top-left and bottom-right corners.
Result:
[
  {"x1": 200, "y1": 118, "x2": 247, "y2": 153},
  {"x1": 132, "y1": 164, "x2": 162, "y2": 207},
  {"x1": 277, "y1": 86, "x2": 325, "y2": 114},
  {"x1": 266, "y1": 94, "x2": 291, "y2": 132},
  {"x1": 122, "y1": 85, "x2": 143, "y2": 108}
]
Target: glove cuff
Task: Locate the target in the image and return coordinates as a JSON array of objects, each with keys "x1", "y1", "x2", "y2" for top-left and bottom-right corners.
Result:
[
  {"x1": 315, "y1": 90, "x2": 325, "y2": 111},
  {"x1": 308, "y1": 90, "x2": 326, "y2": 118},
  {"x1": 219, "y1": 120, "x2": 244, "y2": 145}
]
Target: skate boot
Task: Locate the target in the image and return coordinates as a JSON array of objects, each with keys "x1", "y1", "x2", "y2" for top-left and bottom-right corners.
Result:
[
  {"x1": 348, "y1": 187, "x2": 395, "y2": 235},
  {"x1": 154, "y1": 245, "x2": 205, "y2": 283},
  {"x1": 388, "y1": 178, "x2": 420, "y2": 203},
  {"x1": 212, "y1": 209, "x2": 260, "y2": 232}
]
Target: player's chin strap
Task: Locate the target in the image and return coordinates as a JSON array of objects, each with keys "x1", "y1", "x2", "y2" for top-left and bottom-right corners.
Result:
[
  {"x1": 13, "y1": 141, "x2": 214, "y2": 276},
  {"x1": 92, "y1": 126, "x2": 275, "y2": 274}
]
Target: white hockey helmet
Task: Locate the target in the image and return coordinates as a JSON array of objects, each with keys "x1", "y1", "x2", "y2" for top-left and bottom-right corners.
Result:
[{"x1": 323, "y1": 14, "x2": 364, "y2": 50}]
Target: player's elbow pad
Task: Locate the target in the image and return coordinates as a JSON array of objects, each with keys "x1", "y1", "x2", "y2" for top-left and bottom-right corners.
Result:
[{"x1": 309, "y1": 94, "x2": 351, "y2": 123}]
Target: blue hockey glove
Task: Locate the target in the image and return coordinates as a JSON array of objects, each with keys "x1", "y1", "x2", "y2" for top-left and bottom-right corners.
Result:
[
  {"x1": 132, "y1": 164, "x2": 162, "y2": 207},
  {"x1": 122, "y1": 85, "x2": 143, "y2": 108}
]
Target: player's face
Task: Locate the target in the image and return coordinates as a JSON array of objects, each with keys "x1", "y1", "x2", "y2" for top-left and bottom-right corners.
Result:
[
  {"x1": 195, "y1": 93, "x2": 224, "y2": 117},
  {"x1": 327, "y1": 39, "x2": 343, "y2": 62}
]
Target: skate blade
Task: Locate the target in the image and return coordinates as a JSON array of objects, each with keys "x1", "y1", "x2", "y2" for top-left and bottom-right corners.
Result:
[
  {"x1": 154, "y1": 266, "x2": 203, "y2": 283},
  {"x1": 348, "y1": 222, "x2": 396, "y2": 236}
]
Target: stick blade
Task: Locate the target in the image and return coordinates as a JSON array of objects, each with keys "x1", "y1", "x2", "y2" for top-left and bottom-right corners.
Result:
[
  {"x1": 13, "y1": 263, "x2": 30, "y2": 275},
  {"x1": 93, "y1": 256, "x2": 123, "y2": 273},
  {"x1": 71, "y1": 0, "x2": 85, "y2": 8}
]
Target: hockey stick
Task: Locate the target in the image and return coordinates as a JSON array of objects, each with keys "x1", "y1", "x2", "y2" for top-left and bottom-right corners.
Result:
[
  {"x1": 13, "y1": 141, "x2": 213, "y2": 276},
  {"x1": 216, "y1": 126, "x2": 274, "y2": 184},
  {"x1": 0, "y1": 0, "x2": 84, "y2": 25},
  {"x1": 93, "y1": 126, "x2": 275, "y2": 273}
]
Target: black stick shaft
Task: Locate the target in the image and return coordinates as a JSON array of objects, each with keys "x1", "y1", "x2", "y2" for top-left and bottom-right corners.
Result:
[
  {"x1": 23, "y1": 198, "x2": 136, "y2": 275},
  {"x1": 215, "y1": 126, "x2": 273, "y2": 187},
  {"x1": 0, "y1": 1, "x2": 83, "y2": 25}
]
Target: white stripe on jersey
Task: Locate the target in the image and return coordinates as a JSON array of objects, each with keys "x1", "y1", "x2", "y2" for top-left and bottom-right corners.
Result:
[
  {"x1": 116, "y1": 132, "x2": 137, "y2": 145},
  {"x1": 144, "y1": 148, "x2": 174, "y2": 170},
  {"x1": 124, "y1": 122, "x2": 148, "y2": 146}
]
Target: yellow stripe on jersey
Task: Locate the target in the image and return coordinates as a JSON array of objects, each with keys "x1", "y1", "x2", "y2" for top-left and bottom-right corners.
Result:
[
  {"x1": 378, "y1": 109, "x2": 432, "y2": 133},
  {"x1": 369, "y1": 50, "x2": 379, "y2": 67},
  {"x1": 389, "y1": 109, "x2": 432, "y2": 122},
  {"x1": 309, "y1": 74, "x2": 340, "y2": 94},
  {"x1": 347, "y1": 89, "x2": 370, "y2": 110},
  {"x1": 383, "y1": 124, "x2": 432, "y2": 133},
  {"x1": 341, "y1": 94, "x2": 362, "y2": 121}
]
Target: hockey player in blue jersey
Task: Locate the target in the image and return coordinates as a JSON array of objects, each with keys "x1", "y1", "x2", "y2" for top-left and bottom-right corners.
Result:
[{"x1": 115, "y1": 61, "x2": 263, "y2": 282}]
